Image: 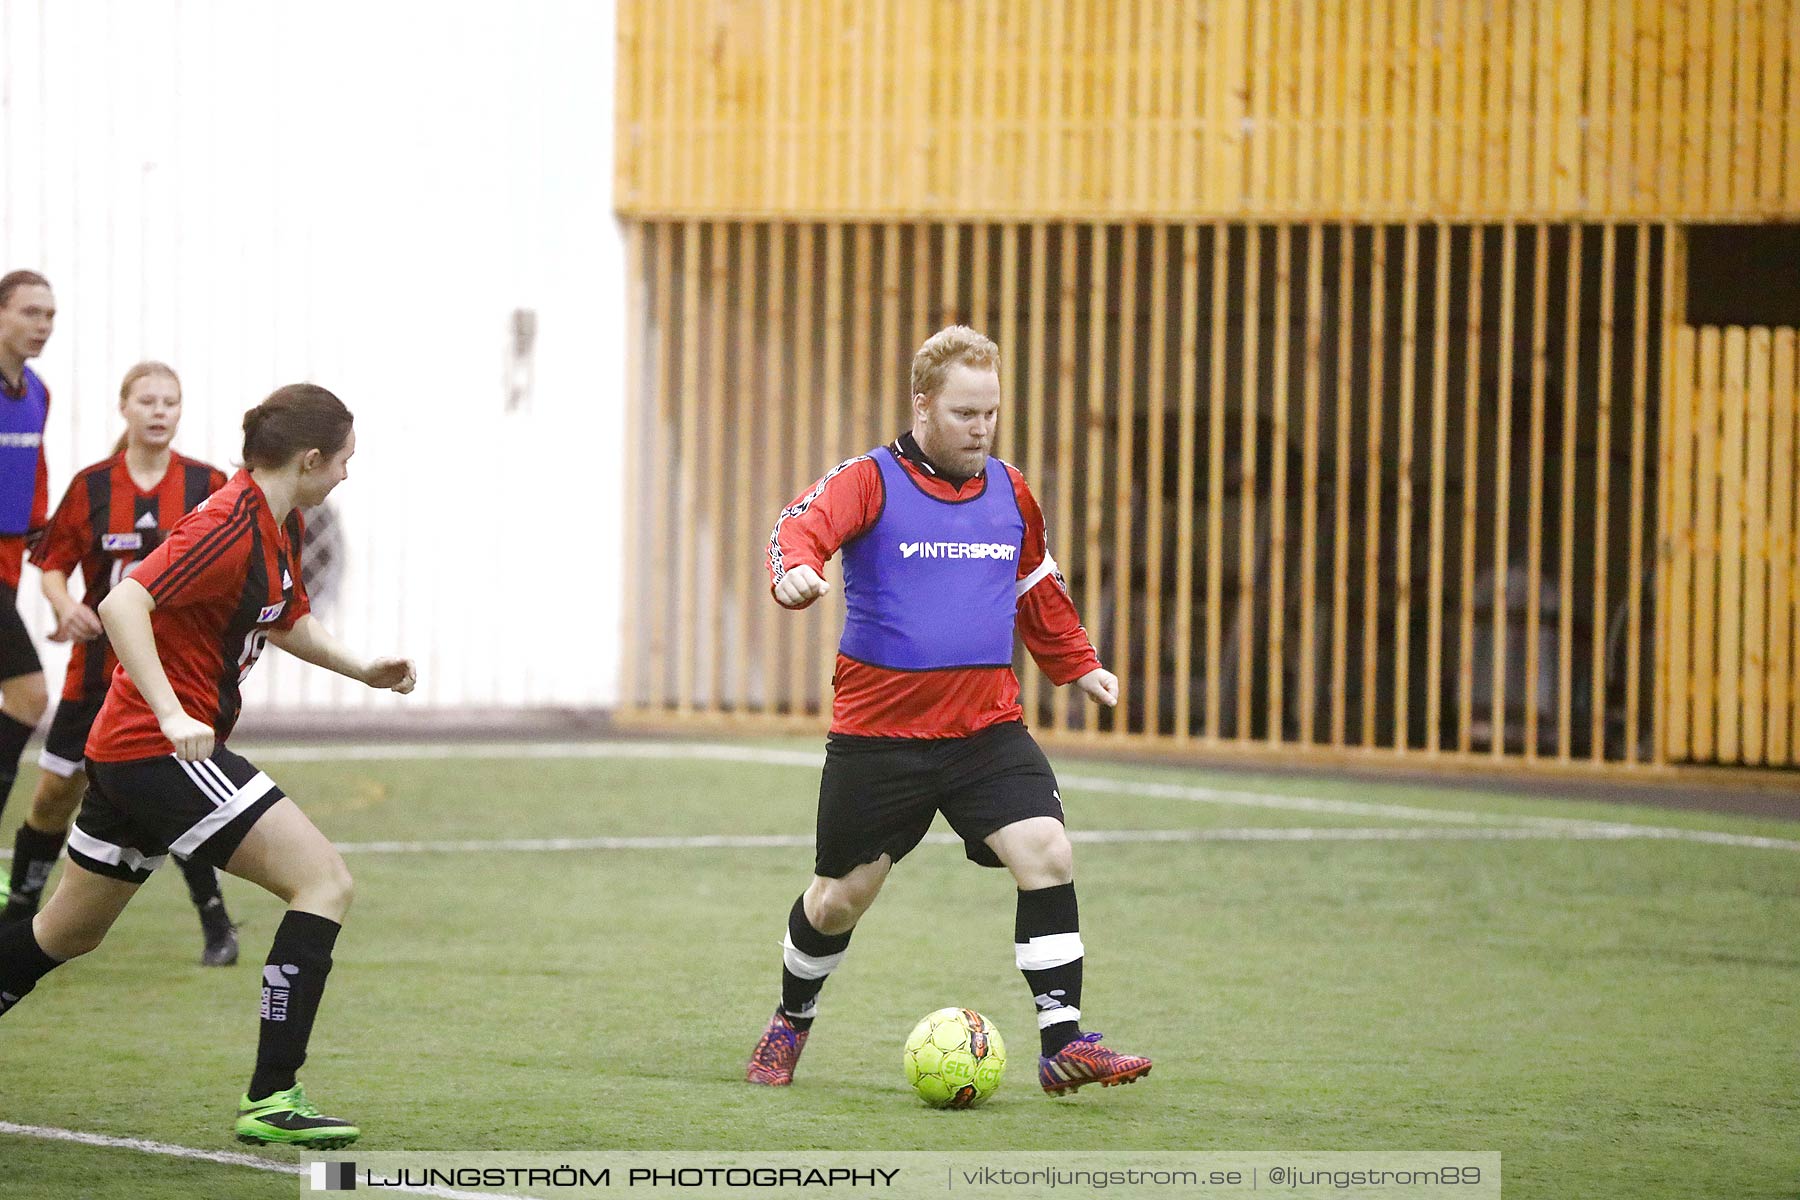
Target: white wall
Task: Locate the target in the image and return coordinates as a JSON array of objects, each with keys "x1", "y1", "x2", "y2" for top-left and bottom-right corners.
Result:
[{"x1": 1, "y1": 0, "x2": 626, "y2": 711}]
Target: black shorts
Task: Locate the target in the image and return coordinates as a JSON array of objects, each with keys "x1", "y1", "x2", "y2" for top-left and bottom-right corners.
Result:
[
  {"x1": 69, "y1": 745, "x2": 286, "y2": 884},
  {"x1": 37, "y1": 696, "x2": 103, "y2": 778},
  {"x1": 0, "y1": 583, "x2": 42, "y2": 681},
  {"x1": 813, "y1": 720, "x2": 1065, "y2": 878}
]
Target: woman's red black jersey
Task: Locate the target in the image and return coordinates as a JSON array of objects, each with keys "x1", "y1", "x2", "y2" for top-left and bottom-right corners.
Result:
[
  {"x1": 30, "y1": 451, "x2": 227, "y2": 702},
  {"x1": 86, "y1": 469, "x2": 310, "y2": 762}
]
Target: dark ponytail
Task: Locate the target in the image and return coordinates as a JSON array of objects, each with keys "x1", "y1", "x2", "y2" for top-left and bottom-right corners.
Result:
[{"x1": 242, "y1": 383, "x2": 353, "y2": 469}]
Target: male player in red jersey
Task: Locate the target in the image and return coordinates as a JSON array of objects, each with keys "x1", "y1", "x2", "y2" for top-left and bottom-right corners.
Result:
[
  {"x1": 0, "y1": 383, "x2": 415, "y2": 1149},
  {"x1": 746, "y1": 325, "x2": 1153, "y2": 1097},
  {"x1": 0, "y1": 270, "x2": 55, "y2": 828},
  {"x1": 2, "y1": 362, "x2": 240, "y2": 966}
]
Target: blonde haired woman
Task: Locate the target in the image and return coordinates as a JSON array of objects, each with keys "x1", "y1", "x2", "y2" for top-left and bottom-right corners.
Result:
[{"x1": 2, "y1": 362, "x2": 238, "y2": 965}]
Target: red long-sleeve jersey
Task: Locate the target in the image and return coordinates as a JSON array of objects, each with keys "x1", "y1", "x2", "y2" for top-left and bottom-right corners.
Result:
[{"x1": 768, "y1": 434, "x2": 1100, "y2": 738}]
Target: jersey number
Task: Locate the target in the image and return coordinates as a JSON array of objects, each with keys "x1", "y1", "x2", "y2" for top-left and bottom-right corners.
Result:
[{"x1": 237, "y1": 631, "x2": 269, "y2": 682}]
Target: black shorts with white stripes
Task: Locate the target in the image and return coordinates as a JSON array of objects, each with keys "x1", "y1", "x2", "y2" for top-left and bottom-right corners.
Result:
[
  {"x1": 70, "y1": 745, "x2": 286, "y2": 884},
  {"x1": 38, "y1": 696, "x2": 103, "y2": 779}
]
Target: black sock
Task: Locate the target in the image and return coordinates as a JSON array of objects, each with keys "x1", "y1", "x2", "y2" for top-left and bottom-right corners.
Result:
[
  {"x1": 1015, "y1": 882, "x2": 1085, "y2": 1055},
  {"x1": 248, "y1": 911, "x2": 340, "y2": 1101},
  {"x1": 4, "y1": 823, "x2": 66, "y2": 915},
  {"x1": 0, "y1": 712, "x2": 33, "y2": 825},
  {"x1": 175, "y1": 854, "x2": 224, "y2": 911},
  {"x1": 780, "y1": 894, "x2": 852, "y2": 1031},
  {"x1": 0, "y1": 919, "x2": 64, "y2": 1016}
]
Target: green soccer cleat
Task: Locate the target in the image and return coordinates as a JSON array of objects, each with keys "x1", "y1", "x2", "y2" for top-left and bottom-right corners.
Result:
[{"x1": 234, "y1": 1084, "x2": 360, "y2": 1149}]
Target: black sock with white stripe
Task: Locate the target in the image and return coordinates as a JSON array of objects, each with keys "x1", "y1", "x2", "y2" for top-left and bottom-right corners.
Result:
[
  {"x1": 780, "y1": 894, "x2": 853, "y2": 1032},
  {"x1": 0, "y1": 919, "x2": 64, "y2": 1017},
  {"x1": 175, "y1": 854, "x2": 224, "y2": 910},
  {"x1": 0, "y1": 712, "x2": 33, "y2": 824},
  {"x1": 248, "y1": 910, "x2": 340, "y2": 1101},
  {"x1": 1015, "y1": 882, "x2": 1085, "y2": 1056},
  {"x1": 4, "y1": 822, "x2": 66, "y2": 915}
]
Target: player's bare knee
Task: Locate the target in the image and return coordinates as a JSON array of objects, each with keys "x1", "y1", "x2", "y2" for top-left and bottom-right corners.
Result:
[
  {"x1": 3, "y1": 674, "x2": 48, "y2": 726},
  {"x1": 806, "y1": 884, "x2": 865, "y2": 935},
  {"x1": 34, "y1": 911, "x2": 107, "y2": 959},
  {"x1": 27, "y1": 776, "x2": 82, "y2": 829},
  {"x1": 1038, "y1": 828, "x2": 1075, "y2": 883},
  {"x1": 293, "y1": 858, "x2": 354, "y2": 921}
]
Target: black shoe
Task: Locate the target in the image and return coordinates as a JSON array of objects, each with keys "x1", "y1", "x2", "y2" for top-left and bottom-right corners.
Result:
[{"x1": 198, "y1": 899, "x2": 239, "y2": 967}]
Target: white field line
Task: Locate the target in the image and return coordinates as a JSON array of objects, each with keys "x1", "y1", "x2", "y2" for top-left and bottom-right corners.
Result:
[
  {"x1": 231, "y1": 739, "x2": 1800, "y2": 853},
  {"x1": 315, "y1": 825, "x2": 1800, "y2": 854},
  {"x1": 0, "y1": 1121, "x2": 530, "y2": 1200}
]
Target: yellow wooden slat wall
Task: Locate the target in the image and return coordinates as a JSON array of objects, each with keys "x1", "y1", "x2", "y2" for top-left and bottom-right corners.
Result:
[
  {"x1": 1661, "y1": 323, "x2": 1800, "y2": 765},
  {"x1": 619, "y1": 219, "x2": 1792, "y2": 772},
  {"x1": 617, "y1": 0, "x2": 1800, "y2": 222}
]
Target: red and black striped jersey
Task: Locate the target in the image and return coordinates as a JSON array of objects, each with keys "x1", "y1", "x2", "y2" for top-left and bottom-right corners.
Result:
[
  {"x1": 87, "y1": 469, "x2": 310, "y2": 762},
  {"x1": 31, "y1": 451, "x2": 226, "y2": 702}
]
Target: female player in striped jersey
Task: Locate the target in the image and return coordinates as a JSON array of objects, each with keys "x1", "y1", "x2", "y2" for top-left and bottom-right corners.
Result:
[
  {"x1": 0, "y1": 383, "x2": 415, "y2": 1150},
  {"x1": 1, "y1": 362, "x2": 241, "y2": 966}
]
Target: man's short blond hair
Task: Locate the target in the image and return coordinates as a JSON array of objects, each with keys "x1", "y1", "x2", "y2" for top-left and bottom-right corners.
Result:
[{"x1": 910, "y1": 325, "x2": 1000, "y2": 399}]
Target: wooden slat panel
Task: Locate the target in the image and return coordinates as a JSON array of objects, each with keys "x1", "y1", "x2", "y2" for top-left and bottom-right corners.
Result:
[
  {"x1": 1708, "y1": 0, "x2": 1736, "y2": 214},
  {"x1": 1590, "y1": 224, "x2": 1618, "y2": 760},
  {"x1": 1716, "y1": 326, "x2": 1747, "y2": 761},
  {"x1": 1298, "y1": 221, "x2": 1325, "y2": 744},
  {"x1": 1361, "y1": 224, "x2": 1387, "y2": 746},
  {"x1": 622, "y1": 1, "x2": 1800, "y2": 221},
  {"x1": 1331, "y1": 222, "x2": 1355, "y2": 746},
  {"x1": 1624, "y1": 224, "x2": 1653, "y2": 760},
  {"x1": 1742, "y1": 326, "x2": 1772, "y2": 764},
  {"x1": 1691, "y1": 326, "x2": 1722, "y2": 760},
  {"x1": 1144, "y1": 224, "x2": 1171, "y2": 738},
  {"x1": 1584, "y1": 0, "x2": 1613, "y2": 212},
  {"x1": 675, "y1": 221, "x2": 702, "y2": 713},
  {"x1": 1174, "y1": 222, "x2": 1203, "y2": 740},
  {"x1": 736, "y1": 223, "x2": 765, "y2": 712},
  {"x1": 1113, "y1": 224, "x2": 1138, "y2": 736},
  {"x1": 1665, "y1": 325, "x2": 1697, "y2": 761},
  {"x1": 1266, "y1": 224, "x2": 1292, "y2": 743},
  {"x1": 649, "y1": 222, "x2": 675, "y2": 709},
  {"x1": 1523, "y1": 224, "x2": 1551, "y2": 759},
  {"x1": 1769, "y1": 329, "x2": 1797, "y2": 762},
  {"x1": 1085, "y1": 222, "x2": 1109, "y2": 739},
  {"x1": 1457, "y1": 224, "x2": 1485, "y2": 753},
  {"x1": 620, "y1": 221, "x2": 646, "y2": 707},
  {"x1": 817, "y1": 224, "x2": 844, "y2": 705},
  {"x1": 1490, "y1": 224, "x2": 1519, "y2": 756},
  {"x1": 1342, "y1": 0, "x2": 1367, "y2": 211},
  {"x1": 1556, "y1": 224, "x2": 1582, "y2": 758},
  {"x1": 787, "y1": 224, "x2": 817, "y2": 714},
  {"x1": 1239, "y1": 223, "x2": 1262, "y2": 739},
  {"x1": 1682, "y1": 0, "x2": 1710, "y2": 211},
  {"x1": 1393, "y1": 222, "x2": 1419, "y2": 750},
  {"x1": 700, "y1": 223, "x2": 729, "y2": 712},
  {"x1": 1020, "y1": 223, "x2": 1047, "y2": 722},
  {"x1": 1207, "y1": 222, "x2": 1230, "y2": 739},
  {"x1": 1054, "y1": 223, "x2": 1079, "y2": 736},
  {"x1": 1733, "y1": 0, "x2": 1761, "y2": 214},
  {"x1": 1760, "y1": 0, "x2": 1789, "y2": 212},
  {"x1": 760, "y1": 222, "x2": 789, "y2": 711},
  {"x1": 1426, "y1": 220, "x2": 1452, "y2": 753}
]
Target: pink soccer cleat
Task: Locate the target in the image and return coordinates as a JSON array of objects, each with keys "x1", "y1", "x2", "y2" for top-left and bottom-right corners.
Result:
[
  {"x1": 746, "y1": 1009, "x2": 810, "y2": 1086},
  {"x1": 1038, "y1": 1032, "x2": 1153, "y2": 1095}
]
